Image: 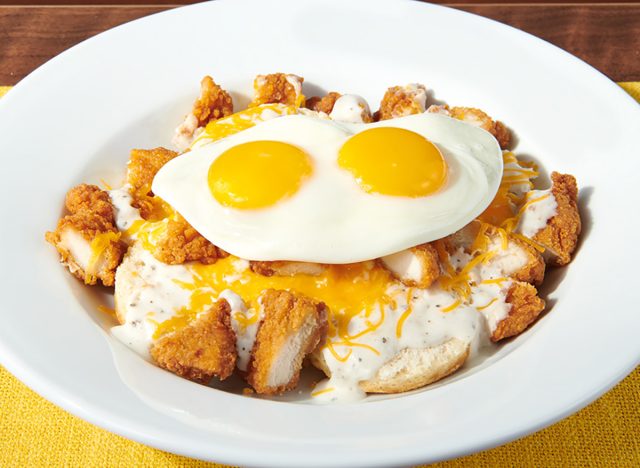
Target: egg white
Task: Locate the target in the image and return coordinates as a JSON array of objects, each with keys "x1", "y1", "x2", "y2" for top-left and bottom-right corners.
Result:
[{"x1": 152, "y1": 113, "x2": 503, "y2": 263}]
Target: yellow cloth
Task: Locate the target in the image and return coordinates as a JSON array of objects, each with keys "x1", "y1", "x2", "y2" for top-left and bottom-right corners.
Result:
[{"x1": 1, "y1": 83, "x2": 639, "y2": 467}]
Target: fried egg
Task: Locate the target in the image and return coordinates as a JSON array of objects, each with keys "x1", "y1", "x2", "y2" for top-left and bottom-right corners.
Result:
[{"x1": 152, "y1": 112, "x2": 502, "y2": 263}]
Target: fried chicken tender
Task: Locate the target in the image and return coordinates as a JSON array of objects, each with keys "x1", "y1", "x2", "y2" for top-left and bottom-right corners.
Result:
[
  {"x1": 46, "y1": 184, "x2": 125, "y2": 286},
  {"x1": 380, "y1": 243, "x2": 441, "y2": 288},
  {"x1": 427, "y1": 104, "x2": 511, "y2": 149},
  {"x1": 247, "y1": 289, "x2": 328, "y2": 395},
  {"x1": 376, "y1": 84, "x2": 427, "y2": 120},
  {"x1": 249, "y1": 261, "x2": 326, "y2": 277},
  {"x1": 150, "y1": 299, "x2": 237, "y2": 383},
  {"x1": 492, "y1": 281, "x2": 546, "y2": 342},
  {"x1": 448, "y1": 220, "x2": 545, "y2": 285},
  {"x1": 153, "y1": 213, "x2": 226, "y2": 265},
  {"x1": 533, "y1": 172, "x2": 581, "y2": 266},
  {"x1": 126, "y1": 147, "x2": 177, "y2": 220},
  {"x1": 65, "y1": 184, "x2": 115, "y2": 222},
  {"x1": 173, "y1": 76, "x2": 234, "y2": 151},
  {"x1": 249, "y1": 73, "x2": 305, "y2": 108},
  {"x1": 305, "y1": 92, "x2": 341, "y2": 114},
  {"x1": 192, "y1": 76, "x2": 234, "y2": 127}
]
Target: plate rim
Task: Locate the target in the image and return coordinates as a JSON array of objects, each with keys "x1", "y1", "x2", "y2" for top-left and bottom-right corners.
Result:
[{"x1": 1, "y1": 0, "x2": 639, "y2": 466}]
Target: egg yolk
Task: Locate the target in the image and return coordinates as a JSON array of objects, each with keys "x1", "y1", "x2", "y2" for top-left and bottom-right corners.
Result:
[
  {"x1": 208, "y1": 141, "x2": 313, "y2": 209},
  {"x1": 478, "y1": 188, "x2": 514, "y2": 226},
  {"x1": 338, "y1": 127, "x2": 447, "y2": 197}
]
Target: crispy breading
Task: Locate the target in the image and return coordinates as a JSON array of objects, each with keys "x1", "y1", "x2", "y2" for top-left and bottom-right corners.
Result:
[
  {"x1": 376, "y1": 84, "x2": 427, "y2": 120},
  {"x1": 427, "y1": 104, "x2": 511, "y2": 149},
  {"x1": 483, "y1": 223, "x2": 545, "y2": 285},
  {"x1": 46, "y1": 185, "x2": 125, "y2": 286},
  {"x1": 492, "y1": 281, "x2": 545, "y2": 341},
  {"x1": 249, "y1": 73, "x2": 305, "y2": 108},
  {"x1": 150, "y1": 299, "x2": 237, "y2": 383},
  {"x1": 449, "y1": 107, "x2": 511, "y2": 149},
  {"x1": 153, "y1": 213, "x2": 225, "y2": 265},
  {"x1": 192, "y1": 75, "x2": 234, "y2": 127},
  {"x1": 493, "y1": 121, "x2": 511, "y2": 149},
  {"x1": 305, "y1": 92, "x2": 341, "y2": 114},
  {"x1": 65, "y1": 184, "x2": 115, "y2": 222},
  {"x1": 380, "y1": 243, "x2": 441, "y2": 288},
  {"x1": 173, "y1": 76, "x2": 234, "y2": 151},
  {"x1": 533, "y1": 172, "x2": 581, "y2": 266},
  {"x1": 247, "y1": 289, "x2": 328, "y2": 395},
  {"x1": 249, "y1": 261, "x2": 326, "y2": 277},
  {"x1": 126, "y1": 147, "x2": 177, "y2": 220},
  {"x1": 448, "y1": 220, "x2": 545, "y2": 285},
  {"x1": 425, "y1": 104, "x2": 450, "y2": 115},
  {"x1": 126, "y1": 147, "x2": 178, "y2": 194}
]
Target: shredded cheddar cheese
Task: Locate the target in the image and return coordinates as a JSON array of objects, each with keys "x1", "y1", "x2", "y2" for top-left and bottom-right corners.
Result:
[
  {"x1": 148, "y1": 246, "x2": 398, "y2": 343},
  {"x1": 480, "y1": 277, "x2": 508, "y2": 286},
  {"x1": 97, "y1": 305, "x2": 116, "y2": 316},
  {"x1": 477, "y1": 298, "x2": 498, "y2": 311},
  {"x1": 192, "y1": 104, "x2": 298, "y2": 147},
  {"x1": 311, "y1": 387, "x2": 335, "y2": 397},
  {"x1": 233, "y1": 309, "x2": 260, "y2": 331},
  {"x1": 442, "y1": 299, "x2": 461, "y2": 313},
  {"x1": 395, "y1": 288, "x2": 415, "y2": 338},
  {"x1": 86, "y1": 231, "x2": 121, "y2": 281}
]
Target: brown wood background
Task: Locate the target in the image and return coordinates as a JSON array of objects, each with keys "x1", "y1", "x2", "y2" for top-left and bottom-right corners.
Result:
[{"x1": 0, "y1": 3, "x2": 639, "y2": 85}]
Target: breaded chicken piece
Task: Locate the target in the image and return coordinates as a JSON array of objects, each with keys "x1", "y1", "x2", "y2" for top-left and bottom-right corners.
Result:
[
  {"x1": 150, "y1": 299, "x2": 237, "y2": 383},
  {"x1": 380, "y1": 243, "x2": 441, "y2": 288},
  {"x1": 152, "y1": 213, "x2": 225, "y2": 265},
  {"x1": 427, "y1": 104, "x2": 511, "y2": 149},
  {"x1": 306, "y1": 92, "x2": 341, "y2": 114},
  {"x1": 46, "y1": 184, "x2": 125, "y2": 286},
  {"x1": 247, "y1": 289, "x2": 328, "y2": 395},
  {"x1": 127, "y1": 147, "x2": 178, "y2": 195},
  {"x1": 249, "y1": 73, "x2": 305, "y2": 108},
  {"x1": 192, "y1": 76, "x2": 234, "y2": 127},
  {"x1": 448, "y1": 220, "x2": 545, "y2": 285},
  {"x1": 532, "y1": 172, "x2": 581, "y2": 266},
  {"x1": 492, "y1": 281, "x2": 546, "y2": 342},
  {"x1": 65, "y1": 184, "x2": 115, "y2": 222},
  {"x1": 173, "y1": 76, "x2": 234, "y2": 151},
  {"x1": 126, "y1": 147, "x2": 177, "y2": 220},
  {"x1": 250, "y1": 261, "x2": 326, "y2": 277},
  {"x1": 376, "y1": 84, "x2": 427, "y2": 120}
]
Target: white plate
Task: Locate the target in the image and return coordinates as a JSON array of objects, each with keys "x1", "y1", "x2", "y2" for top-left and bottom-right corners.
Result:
[{"x1": 1, "y1": 0, "x2": 639, "y2": 466}]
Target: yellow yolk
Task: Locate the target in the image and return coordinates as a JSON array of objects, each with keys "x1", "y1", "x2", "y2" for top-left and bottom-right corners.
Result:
[
  {"x1": 208, "y1": 141, "x2": 313, "y2": 209},
  {"x1": 478, "y1": 188, "x2": 514, "y2": 226},
  {"x1": 338, "y1": 127, "x2": 447, "y2": 197},
  {"x1": 153, "y1": 255, "x2": 398, "y2": 340}
]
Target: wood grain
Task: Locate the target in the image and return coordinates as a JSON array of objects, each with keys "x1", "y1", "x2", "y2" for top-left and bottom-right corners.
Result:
[
  {"x1": 1, "y1": 1, "x2": 639, "y2": 4},
  {"x1": 0, "y1": 5, "x2": 638, "y2": 85},
  {"x1": 459, "y1": 5, "x2": 640, "y2": 82}
]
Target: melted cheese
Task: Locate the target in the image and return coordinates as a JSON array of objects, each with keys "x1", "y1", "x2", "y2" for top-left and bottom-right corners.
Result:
[
  {"x1": 191, "y1": 104, "x2": 298, "y2": 149},
  {"x1": 110, "y1": 186, "x2": 531, "y2": 402}
]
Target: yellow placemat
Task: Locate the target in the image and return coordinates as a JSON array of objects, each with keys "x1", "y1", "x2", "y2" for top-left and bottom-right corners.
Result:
[{"x1": 1, "y1": 84, "x2": 639, "y2": 467}]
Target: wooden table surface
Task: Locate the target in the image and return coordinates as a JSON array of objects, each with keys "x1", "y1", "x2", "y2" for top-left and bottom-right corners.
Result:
[
  {"x1": 0, "y1": 2, "x2": 638, "y2": 466},
  {"x1": 1, "y1": 2, "x2": 639, "y2": 85}
]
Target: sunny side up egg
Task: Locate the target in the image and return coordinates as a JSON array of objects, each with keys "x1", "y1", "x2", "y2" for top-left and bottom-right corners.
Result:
[{"x1": 152, "y1": 112, "x2": 503, "y2": 263}]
